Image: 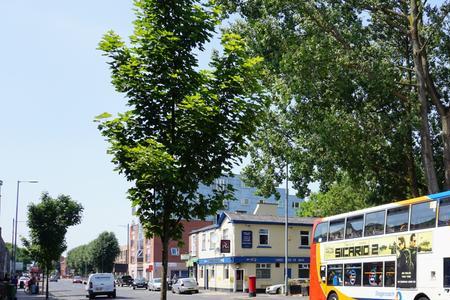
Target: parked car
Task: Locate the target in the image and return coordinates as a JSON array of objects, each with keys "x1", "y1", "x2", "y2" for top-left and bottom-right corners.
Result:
[
  {"x1": 148, "y1": 278, "x2": 162, "y2": 291},
  {"x1": 131, "y1": 277, "x2": 148, "y2": 289},
  {"x1": 49, "y1": 275, "x2": 58, "y2": 282},
  {"x1": 265, "y1": 283, "x2": 285, "y2": 294},
  {"x1": 117, "y1": 275, "x2": 133, "y2": 287},
  {"x1": 85, "y1": 273, "x2": 116, "y2": 299},
  {"x1": 171, "y1": 278, "x2": 199, "y2": 294},
  {"x1": 73, "y1": 275, "x2": 83, "y2": 283},
  {"x1": 18, "y1": 276, "x2": 30, "y2": 289}
]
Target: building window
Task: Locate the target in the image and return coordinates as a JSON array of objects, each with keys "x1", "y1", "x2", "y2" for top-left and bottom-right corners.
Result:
[
  {"x1": 292, "y1": 202, "x2": 300, "y2": 208},
  {"x1": 300, "y1": 231, "x2": 310, "y2": 246},
  {"x1": 222, "y1": 229, "x2": 229, "y2": 240},
  {"x1": 224, "y1": 265, "x2": 229, "y2": 279},
  {"x1": 209, "y1": 232, "x2": 216, "y2": 250},
  {"x1": 191, "y1": 235, "x2": 197, "y2": 255},
  {"x1": 241, "y1": 198, "x2": 249, "y2": 206},
  {"x1": 256, "y1": 263, "x2": 271, "y2": 279},
  {"x1": 170, "y1": 248, "x2": 179, "y2": 256},
  {"x1": 259, "y1": 229, "x2": 269, "y2": 245},
  {"x1": 298, "y1": 264, "x2": 309, "y2": 279},
  {"x1": 201, "y1": 234, "x2": 206, "y2": 251}
]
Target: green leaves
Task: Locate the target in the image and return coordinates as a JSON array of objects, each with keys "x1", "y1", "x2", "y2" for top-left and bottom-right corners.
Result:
[{"x1": 96, "y1": 0, "x2": 263, "y2": 274}]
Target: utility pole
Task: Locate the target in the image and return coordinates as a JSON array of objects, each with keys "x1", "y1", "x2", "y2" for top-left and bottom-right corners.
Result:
[{"x1": 284, "y1": 161, "x2": 289, "y2": 296}]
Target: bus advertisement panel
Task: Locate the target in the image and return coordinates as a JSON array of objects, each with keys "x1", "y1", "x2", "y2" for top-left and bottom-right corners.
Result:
[{"x1": 309, "y1": 190, "x2": 450, "y2": 300}]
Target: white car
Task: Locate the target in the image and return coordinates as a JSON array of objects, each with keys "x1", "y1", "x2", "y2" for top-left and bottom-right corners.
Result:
[
  {"x1": 85, "y1": 273, "x2": 116, "y2": 299},
  {"x1": 148, "y1": 278, "x2": 162, "y2": 291},
  {"x1": 265, "y1": 283, "x2": 285, "y2": 294},
  {"x1": 171, "y1": 278, "x2": 199, "y2": 294}
]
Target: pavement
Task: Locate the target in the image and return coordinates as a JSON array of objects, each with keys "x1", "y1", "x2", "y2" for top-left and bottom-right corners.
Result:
[{"x1": 17, "y1": 280, "x2": 309, "y2": 300}]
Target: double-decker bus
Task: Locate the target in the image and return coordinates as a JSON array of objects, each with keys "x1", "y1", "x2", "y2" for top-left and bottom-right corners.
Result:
[{"x1": 310, "y1": 190, "x2": 450, "y2": 300}]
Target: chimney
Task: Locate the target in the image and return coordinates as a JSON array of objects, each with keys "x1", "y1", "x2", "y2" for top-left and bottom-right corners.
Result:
[{"x1": 253, "y1": 202, "x2": 278, "y2": 216}]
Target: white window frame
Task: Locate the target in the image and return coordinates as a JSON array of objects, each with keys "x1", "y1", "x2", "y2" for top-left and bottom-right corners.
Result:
[
  {"x1": 209, "y1": 232, "x2": 216, "y2": 250},
  {"x1": 256, "y1": 263, "x2": 271, "y2": 279},
  {"x1": 259, "y1": 228, "x2": 269, "y2": 245},
  {"x1": 170, "y1": 247, "x2": 179, "y2": 256},
  {"x1": 201, "y1": 234, "x2": 206, "y2": 251},
  {"x1": 241, "y1": 198, "x2": 249, "y2": 206},
  {"x1": 300, "y1": 230, "x2": 310, "y2": 246}
]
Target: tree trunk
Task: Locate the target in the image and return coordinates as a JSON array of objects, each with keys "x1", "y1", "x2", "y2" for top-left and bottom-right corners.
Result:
[
  {"x1": 46, "y1": 267, "x2": 49, "y2": 299},
  {"x1": 409, "y1": 0, "x2": 439, "y2": 194},
  {"x1": 160, "y1": 224, "x2": 169, "y2": 300},
  {"x1": 442, "y1": 113, "x2": 450, "y2": 189}
]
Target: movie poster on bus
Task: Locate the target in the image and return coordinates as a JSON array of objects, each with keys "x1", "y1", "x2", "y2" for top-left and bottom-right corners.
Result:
[
  {"x1": 396, "y1": 233, "x2": 418, "y2": 288},
  {"x1": 324, "y1": 231, "x2": 432, "y2": 260}
]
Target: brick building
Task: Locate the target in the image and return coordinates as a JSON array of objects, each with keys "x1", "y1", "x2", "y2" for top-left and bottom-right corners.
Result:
[{"x1": 128, "y1": 220, "x2": 212, "y2": 280}]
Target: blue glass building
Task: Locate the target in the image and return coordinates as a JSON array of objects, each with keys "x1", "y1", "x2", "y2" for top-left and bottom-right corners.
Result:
[{"x1": 197, "y1": 174, "x2": 303, "y2": 217}]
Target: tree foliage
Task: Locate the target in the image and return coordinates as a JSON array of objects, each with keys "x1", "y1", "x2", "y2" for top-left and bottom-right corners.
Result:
[
  {"x1": 5, "y1": 243, "x2": 32, "y2": 272},
  {"x1": 66, "y1": 244, "x2": 93, "y2": 276},
  {"x1": 24, "y1": 192, "x2": 83, "y2": 299},
  {"x1": 221, "y1": 0, "x2": 450, "y2": 215},
  {"x1": 96, "y1": 1, "x2": 263, "y2": 299},
  {"x1": 89, "y1": 232, "x2": 120, "y2": 273}
]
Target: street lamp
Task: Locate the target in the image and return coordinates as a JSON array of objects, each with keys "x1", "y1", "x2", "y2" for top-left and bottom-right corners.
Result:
[
  {"x1": 0, "y1": 180, "x2": 3, "y2": 218},
  {"x1": 284, "y1": 162, "x2": 289, "y2": 296},
  {"x1": 13, "y1": 180, "x2": 38, "y2": 275}
]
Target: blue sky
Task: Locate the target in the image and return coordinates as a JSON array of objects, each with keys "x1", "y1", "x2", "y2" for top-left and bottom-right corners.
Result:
[{"x1": 0, "y1": 0, "x2": 224, "y2": 252}]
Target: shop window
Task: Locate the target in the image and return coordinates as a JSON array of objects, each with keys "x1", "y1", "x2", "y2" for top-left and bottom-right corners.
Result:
[
  {"x1": 363, "y1": 262, "x2": 383, "y2": 287},
  {"x1": 345, "y1": 215, "x2": 363, "y2": 239},
  {"x1": 411, "y1": 201, "x2": 436, "y2": 230},
  {"x1": 386, "y1": 206, "x2": 409, "y2": 233},
  {"x1": 224, "y1": 265, "x2": 229, "y2": 279},
  {"x1": 327, "y1": 264, "x2": 343, "y2": 286},
  {"x1": 364, "y1": 210, "x2": 385, "y2": 236},
  {"x1": 344, "y1": 263, "x2": 361, "y2": 286},
  {"x1": 259, "y1": 229, "x2": 269, "y2": 245},
  {"x1": 314, "y1": 222, "x2": 328, "y2": 243},
  {"x1": 200, "y1": 267, "x2": 204, "y2": 278},
  {"x1": 256, "y1": 263, "x2": 271, "y2": 279},
  {"x1": 439, "y1": 197, "x2": 450, "y2": 227},
  {"x1": 300, "y1": 231, "x2": 310, "y2": 246},
  {"x1": 384, "y1": 261, "x2": 395, "y2": 287},
  {"x1": 211, "y1": 266, "x2": 215, "y2": 278},
  {"x1": 329, "y1": 219, "x2": 345, "y2": 241},
  {"x1": 298, "y1": 264, "x2": 310, "y2": 279}
]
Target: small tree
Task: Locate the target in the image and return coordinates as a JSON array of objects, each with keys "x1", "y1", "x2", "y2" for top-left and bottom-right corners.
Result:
[
  {"x1": 25, "y1": 192, "x2": 83, "y2": 299},
  {"x1": 97, "y1": 1, "x2": 262, "y2": 299},
  {"x1": 89, "y1": 232, "x2": 120, "y2": 273}
]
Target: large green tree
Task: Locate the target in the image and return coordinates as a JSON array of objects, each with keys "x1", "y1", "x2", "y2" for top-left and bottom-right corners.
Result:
[
  {"x1": 67, "y1": 244, "x2": 93, "y2": 276},
  {"x1": 24, "y1": 192, "x2": 83, "y2": 299},
  {"x1": 89, "y1": 232, "x2": 120, "y2": 273},
  {"x1": 222, "y1": 0, "x2": 450, "y2": 214},
  {"x1": 96, "y1": 1, "x2": 262, "y2": 299},
  {"x1": 5, "y1": 243, "x2": 32, "y2": 272}
]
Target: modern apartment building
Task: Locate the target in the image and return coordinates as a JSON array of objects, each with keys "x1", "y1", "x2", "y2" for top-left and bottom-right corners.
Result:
[
  {"x1": 189, "y1": 203, "x2": 316, "y2": 292},
  {"x1": 198, "y1": 174, "x2": 303, "y2": 217}
]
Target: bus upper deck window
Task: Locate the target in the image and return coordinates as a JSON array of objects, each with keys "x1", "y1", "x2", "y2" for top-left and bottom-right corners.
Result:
[
  {"x1": 364, "y1": 210, "x2": 385, "y2": 237},
  {"x1": 411, "y1": 201, "x2": 436, "y2": 230},
  {"x1": 386, "y1": 206, "x2": 409, "y2": 233},
  {"x1": 439, "y1": 197, "x2": 450, "y2": 227},
  {"x1": 313, "y1": 222, "x2": 328, "y2": 243},
  {"x1": 345, "y1": 215, "x2": 363, "y2": 239},
  {"x1": 329, "y1": 219, "x2": 345, "y2": 241}
]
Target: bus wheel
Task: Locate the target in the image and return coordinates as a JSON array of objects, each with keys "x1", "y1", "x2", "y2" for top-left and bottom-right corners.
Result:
[{"x1": 328, "y1": 292, "x2": 338, "y2": 300}]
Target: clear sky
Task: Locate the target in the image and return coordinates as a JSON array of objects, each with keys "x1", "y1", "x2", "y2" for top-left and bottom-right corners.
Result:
[{"x1": 0, "y1": 0, "x2": 223, "y2": 253}]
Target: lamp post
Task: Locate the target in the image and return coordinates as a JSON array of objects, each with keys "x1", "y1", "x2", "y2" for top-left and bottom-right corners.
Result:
[
  {"x1": 284, "y1": 162, "x2": 289, "y2": 296},
  {"x1": 0, "y1": 180, "x2": 3, "y2": 218},
  {"x1": 13, "y1": 180, "x2": 38, "y2": 275}
]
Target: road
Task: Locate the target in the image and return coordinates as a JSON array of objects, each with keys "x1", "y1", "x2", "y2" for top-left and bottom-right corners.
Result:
[{"x1": 19, "y1": 279, "x2": 308, "y2": 300}]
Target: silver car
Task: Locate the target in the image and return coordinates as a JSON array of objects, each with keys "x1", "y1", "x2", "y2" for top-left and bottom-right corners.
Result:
[
  {"x1": 171, "y1": 278, "x2": 199, "y2": 294},
  {"x1": 148, "y1": 278, "x2": 162, "y2": 291}
]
